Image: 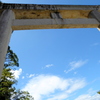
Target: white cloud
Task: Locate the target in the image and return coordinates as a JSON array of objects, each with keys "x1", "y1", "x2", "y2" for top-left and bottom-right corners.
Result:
[
  {"x1": 10, "y1": 68, "x2": 22, "y2": 79},
  {"x1": 87, "y1": 88, "x2": 96, "y2": 95},
  {"x1": 29, "y1": 74, "x2": 35, "y2": 78},
  {"x1": 26, "y1": 74, "x2": 35, "y2": 78},
  {"x1": 91, "y1": 43, "x2": 99, "y2": 46},
  {"x1": 75, "y1": 88, "x2": 100, "y2": 100},
  {"x1": 22, "y1": 76, "x2": 25, "y2": 79},
  {"x1": 64, "y1": 60, "x2": 88, "y2": 73},
  {"x1": 74, "y1": 72, "x2": 77, "y2": 74},
  {"x1": 22, "y1": 74, "x2": 86, "y2": 100},
  {"x1": 66, "y1": 79, "x2": 86, "y2": 94},
  {"x1": 75, "y1": 94, "x2": 100, "y2": 100},
  {"x1": 47, "y1": 93, "x2": 68, "y2": 100},
  {"x1": 45, "y1": 64, "x2": 54, "y2": 68},
  {"x1": 98, "y1": 60, "x2": 100, "y2": 63},
  {"x1": 26, "y1": 73, "x2": 29, "y2": 75}
]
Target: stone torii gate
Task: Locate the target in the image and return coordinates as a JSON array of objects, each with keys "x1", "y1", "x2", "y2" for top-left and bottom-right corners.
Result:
[{"x1": 0, "y1": 3, "x2": 100, "y2": 78}]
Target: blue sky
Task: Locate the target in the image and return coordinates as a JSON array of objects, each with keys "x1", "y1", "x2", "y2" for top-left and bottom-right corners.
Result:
[{"x1": 2, "y1": 0, "x2": 100, "y2": 100}]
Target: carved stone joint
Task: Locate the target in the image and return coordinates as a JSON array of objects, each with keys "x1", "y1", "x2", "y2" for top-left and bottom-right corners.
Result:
[
  {"x1": 89, "y1": 10, "x2": 100, "y2": 22},
  {"x1": 89, "y1": 10, "x2": 100, "y2": 30},
  {"x1": 50, "y1": 12, "x2": 62, "y2": 19}
]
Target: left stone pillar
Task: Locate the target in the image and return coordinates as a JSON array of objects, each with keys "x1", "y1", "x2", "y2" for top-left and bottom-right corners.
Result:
[{"x1": 0, "y1": 10, "x2": 15, "y2": 78}]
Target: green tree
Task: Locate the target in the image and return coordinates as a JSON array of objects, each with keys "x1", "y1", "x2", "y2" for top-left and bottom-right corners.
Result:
[
  {"x1": 12, "y1": 90, "x2": 34, "y2": 100},
  {"x1": 4, "y1": 46, "x2": 19, "y2": 68},
  {"x1": 97, "y1": 91, "x2": 100, "y2": 94},
  {"x1": 0, "y1": 46, "x2": 34, "y2": 100},
  {"x1": 0, "y1": 68, "x2": 16, "y2": 100}
]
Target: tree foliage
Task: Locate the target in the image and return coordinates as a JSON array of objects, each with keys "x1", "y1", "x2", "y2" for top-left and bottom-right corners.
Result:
[
  {"x1": 0, "y1": 46, "x2": 34, "y2": 100},
  {"x1": 0, "y1": 68, "x2": 16, "y2": 100},
  {"x1": 97, "y1": 91, "x2": 100, "y2": 94},
  {"x1": 4, "y1": 46, "x2": 19, "y2": 68}
]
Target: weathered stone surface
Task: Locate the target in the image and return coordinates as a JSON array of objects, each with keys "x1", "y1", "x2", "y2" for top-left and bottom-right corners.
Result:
[
  {"x1": 0, "y1": 10, "x2": 15, "y2": 78},
  {"x1": 0, "y1": 3, "x2": 100, "y2": 10},
  {"x1": 12, "y1": 18, "x2": 99, "y2": 30},
  {"x1": 0, "y1": 3, "x2": 99, "y2": 30},
  {"x1": 0, "y1": 3, "x2": 100, "y2": 19}
]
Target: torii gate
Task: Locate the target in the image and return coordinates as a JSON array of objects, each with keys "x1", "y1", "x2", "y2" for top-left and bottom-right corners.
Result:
[{"x1": 0, "y1": 3, "x2": 100, "y2": 78}]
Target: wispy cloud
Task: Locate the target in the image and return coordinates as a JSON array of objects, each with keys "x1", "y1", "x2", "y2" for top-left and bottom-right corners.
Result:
[
  {"x1": 10, "y1": 68, "x2": 22, "y2": 79},
  {"x1": 75, "y1": 88, "x2": 100, "y2": 100},
  {"x1": 42, "y1": 64, "x2": 54, "y2": 69},
  {"x1": 47, "y1": 93, "x2": 69, "y2": 100},
  {"x1": 22, "y1": 76, "x2": 25, "y2": 79},
  {"x1": 45, "y1": 64, "x2": 54, "y2": 68},
  {"x1": 98, "y1": 60, "x2": 100, "y2": 63},
  {"x1": 29, "y1": 74, "x2": 35, "y2": 78},
  {"x1": 22, "y1": 74, "x2": 86, "y2": 100},
  {"x1": 74, "y1": 72, "x2": 77, "y2": 74},
  {"x1": 64, "y1": 60, "x2": 88, "y2": 73},
  {"x1": 25, "y1": 73, "x2": 35, "y2": 78},
  {"x1": 91, "y1": 43, "x2": 99, "y2": 46},
  {"x1": 75, "y1": 94, "x2": 100, "y2": 100}
]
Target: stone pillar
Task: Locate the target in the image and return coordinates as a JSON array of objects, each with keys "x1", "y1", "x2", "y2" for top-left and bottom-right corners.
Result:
[{"x1": 0, "y1": 10, "x2": 15, "y2": 78}]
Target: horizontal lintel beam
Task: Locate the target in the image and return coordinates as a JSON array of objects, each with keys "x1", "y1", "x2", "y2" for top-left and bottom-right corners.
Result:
[{"x1": 12, "y1": 18, "x2": 100, "y2": 30}]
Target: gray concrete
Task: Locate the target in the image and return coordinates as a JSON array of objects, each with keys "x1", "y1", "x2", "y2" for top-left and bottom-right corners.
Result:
[
  {"x1": 0, "y1": 10, "x2": 15, "y2": 78},
  {"x1": 13, "y1": 18, "x2": 99, "y2": 26},
  {"x1": 12, "y1": 18, "x2": 99, "y2": 30}
]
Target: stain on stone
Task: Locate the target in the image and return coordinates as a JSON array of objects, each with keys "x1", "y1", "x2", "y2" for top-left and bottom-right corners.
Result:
[{"x1": 31, "y1": 12, "x2": 36, "y2": 14}]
